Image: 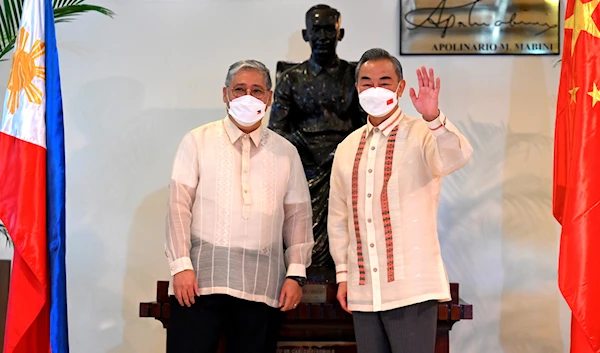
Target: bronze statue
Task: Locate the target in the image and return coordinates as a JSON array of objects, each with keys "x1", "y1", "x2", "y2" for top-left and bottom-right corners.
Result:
[{"x1": 269, "y1": 4, "x2": 367, "y2": 274}]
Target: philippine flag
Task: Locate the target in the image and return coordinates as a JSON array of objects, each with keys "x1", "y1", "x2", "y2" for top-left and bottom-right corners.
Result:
[{"x1": 0, "y1": 0, "x2": 69, "y2": 351}]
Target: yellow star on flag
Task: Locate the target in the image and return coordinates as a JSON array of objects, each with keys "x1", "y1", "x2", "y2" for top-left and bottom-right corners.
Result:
[
  {"x1": 570, "y1": 86, "x2": 580, "y2": 103},
  {"x1": 564, "y1": 0, "x2": 600, "y2": 54},
  {"x1": 589, "y1": 83, "x2": 600, "y2": 107}
]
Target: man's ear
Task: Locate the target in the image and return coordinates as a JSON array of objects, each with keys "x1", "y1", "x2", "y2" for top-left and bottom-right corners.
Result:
[
  {"x1": 266, "y1": 91, "x2": 273, "y2": 108},
  {"x1": 338, "y1": 28, "x2": 345, "y2": 41},
  {"x1": 222, "y1": 87, "x2": 228, "y2": 105},
  {"x1": 302, "y1": 29, "x2": 308, "y2": 42},
  {"x1": 397, "y1": 80, "x2": 406, "y2": 97}
]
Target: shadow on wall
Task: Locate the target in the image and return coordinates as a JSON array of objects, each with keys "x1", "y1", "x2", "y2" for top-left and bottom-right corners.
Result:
[
  {"x1": 113, "y1": 103, "x2": 224, "y2": 353},
  {"x1": 436, "y1": 61, "x2": 562, "y2": 352},
  {"x1": 65, "y1": 76, "x2": 224, "y2": 353},
  {"x1": 116, "y1": 186, "x2": 168, "y2": 353},
  {"x1": 66, "y1": 77, "x2": 148, "y2": 352},
  {"x1": 499, "y1": 57, "x2": 562, "y2": 353},
  {"x1": 438, "y1": 116, "x2": 510, "y2": 352}
]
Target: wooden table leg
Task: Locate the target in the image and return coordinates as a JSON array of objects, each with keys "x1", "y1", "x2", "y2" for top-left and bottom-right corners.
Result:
[{"x1": 435, "y1": 327, "x2": 450, "y2": 353}]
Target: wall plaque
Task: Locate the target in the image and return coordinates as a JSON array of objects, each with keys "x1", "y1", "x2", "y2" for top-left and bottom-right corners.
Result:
[{"x1": 400, "y1": 0, "x2": 560, "y2": 55}]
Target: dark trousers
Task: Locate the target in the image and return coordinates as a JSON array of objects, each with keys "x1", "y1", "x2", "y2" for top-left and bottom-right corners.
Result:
[
  {"x1": 167, "y1": 294, "x2": 283, "y2": 353},
  {"x1": 352, "y1": 300, "x2": 438, "y2": 353}
]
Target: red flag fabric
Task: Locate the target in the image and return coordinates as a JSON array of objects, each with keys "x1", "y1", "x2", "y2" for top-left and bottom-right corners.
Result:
[{"x1": 553, "y1": 0, "x2": 600, "y2": 352}]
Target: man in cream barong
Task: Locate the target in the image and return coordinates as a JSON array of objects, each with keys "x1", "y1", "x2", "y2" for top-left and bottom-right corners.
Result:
[
  {"x1": 328, "y1": 48, "x2": 473, "y2": 353},
  {"x1": 165, "y1": 59, "x2": 314, "y2": 353}
]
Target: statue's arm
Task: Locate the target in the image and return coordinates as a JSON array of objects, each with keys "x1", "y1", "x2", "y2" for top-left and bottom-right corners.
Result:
[
  {"x1": 268, "y1": 74, "x2": 293, "y2": 138},
  {"x1": 350, "y1": 91, "x2": 368, "y2": 129}
]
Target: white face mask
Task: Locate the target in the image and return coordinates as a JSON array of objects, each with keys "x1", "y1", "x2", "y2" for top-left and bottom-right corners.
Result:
[
  {"x1": 227, "y1": 94, "x2": 267, "y2": 127},
  {"x1": 358, "y1": 84, "x2": 400, "y2": 118}
]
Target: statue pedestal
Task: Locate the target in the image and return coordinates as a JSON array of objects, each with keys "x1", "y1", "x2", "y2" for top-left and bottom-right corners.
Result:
[{"x1": 139, "y1": 280, "x2": 473, "y2": 353}]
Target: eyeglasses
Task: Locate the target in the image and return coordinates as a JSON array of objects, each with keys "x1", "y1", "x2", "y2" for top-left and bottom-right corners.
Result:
[{"x1": 230, "y1": 86, "x2": 266, "y2": 99}]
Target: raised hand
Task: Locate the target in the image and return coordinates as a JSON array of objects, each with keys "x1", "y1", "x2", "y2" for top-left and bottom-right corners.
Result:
[{"x1": 409, "y1": 66, "x2": 441, "y2": 121}]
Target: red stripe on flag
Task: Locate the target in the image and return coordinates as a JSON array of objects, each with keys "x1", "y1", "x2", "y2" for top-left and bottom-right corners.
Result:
[{"x1": 0, "y1": 132, "x2": 50, "y2": 353}]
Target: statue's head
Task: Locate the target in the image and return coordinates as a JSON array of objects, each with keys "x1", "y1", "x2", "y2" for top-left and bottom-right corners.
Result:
[{"x1": 302, "y1": 4, "x2": 344, "y2": 58}]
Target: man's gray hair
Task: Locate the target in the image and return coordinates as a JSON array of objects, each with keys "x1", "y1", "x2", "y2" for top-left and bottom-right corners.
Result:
[
  {"x1": 225, "y1": 60, "x2": 273, "y2": 91},
  {"x1": 355, "y1": 48, "x2": 403, "y2": 81}
]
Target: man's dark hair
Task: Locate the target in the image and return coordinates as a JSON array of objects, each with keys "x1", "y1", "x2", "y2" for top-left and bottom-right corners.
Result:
[
  {"x1": 355, "y1": 48, "x2": 404, "y2": 81},
  {"x1": 305, "y1": 4, "x2": 341, "y2": 24}
]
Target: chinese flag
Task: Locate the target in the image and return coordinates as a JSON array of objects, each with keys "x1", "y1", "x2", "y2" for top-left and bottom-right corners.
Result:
[{"x1": 553, "y1": 0, "x2": 600, "y2": 351}]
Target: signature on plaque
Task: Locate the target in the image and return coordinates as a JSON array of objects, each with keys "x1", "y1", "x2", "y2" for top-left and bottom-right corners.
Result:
[{"x1": 400, "y1": 0, "x2": 560, "y2": 54}]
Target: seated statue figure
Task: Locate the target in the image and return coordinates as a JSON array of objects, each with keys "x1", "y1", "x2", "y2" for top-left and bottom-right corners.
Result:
[{"x1": 269, "y1": 4, "x2": 367, "y2": 277}]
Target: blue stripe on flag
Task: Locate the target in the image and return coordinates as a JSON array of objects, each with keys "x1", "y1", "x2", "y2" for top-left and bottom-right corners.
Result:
[{"x1": 44, "y1": 0, "x2": 69, "y2": 351}]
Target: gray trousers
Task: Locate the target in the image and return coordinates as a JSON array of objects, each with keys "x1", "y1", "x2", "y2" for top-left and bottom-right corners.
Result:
[{"x1": 352, "y1": 300, "x2": 438, "y2": 353}]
